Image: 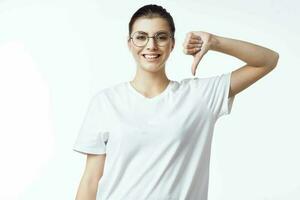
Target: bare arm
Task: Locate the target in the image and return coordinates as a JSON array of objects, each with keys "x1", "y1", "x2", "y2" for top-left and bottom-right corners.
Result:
[
  {"x1": 75, "y1": 154, "x2": 106, "y2": 200},
  {"x1": 210, "y1": 34, "x2": 279, "y2": 98},
  {"x1": 183, "y1": 31, "x2": 279, "y2": 97},
  {"x1": 210, "y1": 34, "x2": 279, "y2": 67}
]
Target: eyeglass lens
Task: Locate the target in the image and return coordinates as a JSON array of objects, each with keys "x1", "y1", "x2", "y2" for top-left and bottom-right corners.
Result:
[{"x1": 132, "y1": 32, "x2": 171, "y2": 47}]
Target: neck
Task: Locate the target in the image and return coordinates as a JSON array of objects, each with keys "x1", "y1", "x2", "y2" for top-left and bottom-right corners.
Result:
[{"x1": 130, "y1": 66, "x2": 170, "y2": 97}]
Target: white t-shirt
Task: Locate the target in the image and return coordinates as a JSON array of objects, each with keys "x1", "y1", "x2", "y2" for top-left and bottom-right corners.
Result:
[{"x1": 73, "y1": 72, "x2": 235, "y2": 200}]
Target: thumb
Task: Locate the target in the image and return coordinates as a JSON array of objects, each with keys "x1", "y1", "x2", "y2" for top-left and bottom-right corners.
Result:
[{"x1": 191, "y1": 52, "x2": 205, "y2": 76}]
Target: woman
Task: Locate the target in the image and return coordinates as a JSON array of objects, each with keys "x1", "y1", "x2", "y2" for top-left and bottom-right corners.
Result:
[{"x1": 73, "y1": 4, "x2": 279, "y2": 200}]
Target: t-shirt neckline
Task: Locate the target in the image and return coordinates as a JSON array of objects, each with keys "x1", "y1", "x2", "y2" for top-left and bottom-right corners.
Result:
[{"x1": 127, "y1": 80, "x2": 173, "y2": 102}]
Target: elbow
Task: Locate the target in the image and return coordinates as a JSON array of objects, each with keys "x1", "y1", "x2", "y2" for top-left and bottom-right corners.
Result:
[
  {"x1": 266, "y1": 51, "x2": 279, "y2": 69},
  {"x1": 271, "y1": 51, "x2": 280, "y2": 68}
]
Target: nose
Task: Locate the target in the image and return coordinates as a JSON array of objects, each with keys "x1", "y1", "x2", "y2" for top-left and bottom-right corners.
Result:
[{"x1": 145, "y1": 37, "x2": 158, "y2": 50}]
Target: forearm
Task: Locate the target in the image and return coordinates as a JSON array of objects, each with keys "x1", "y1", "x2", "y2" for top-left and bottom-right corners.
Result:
[
  {"x1": 210, "y1": 34, "x2": 279, "y2": 68},
  {"x1": 75, "y1": 177, "x2": 98, "y2": 200}
]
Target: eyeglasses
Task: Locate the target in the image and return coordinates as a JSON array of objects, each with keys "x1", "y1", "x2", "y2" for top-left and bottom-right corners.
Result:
[{"x1": 129, "y1": 31, "x2": 173, "y2": 47}]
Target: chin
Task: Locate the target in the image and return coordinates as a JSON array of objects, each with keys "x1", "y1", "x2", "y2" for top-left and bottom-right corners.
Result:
[{"x1": 141, "y1": 63, "x2": 165, "y2": 72}]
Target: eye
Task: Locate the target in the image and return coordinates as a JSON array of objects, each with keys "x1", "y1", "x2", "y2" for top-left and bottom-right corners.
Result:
[
  {"x1": 135, "y1": 35, "x2": 147, "y2": 40},
  {"x1": 156, "y1": 33, "x2": 169, "y2": 41}
]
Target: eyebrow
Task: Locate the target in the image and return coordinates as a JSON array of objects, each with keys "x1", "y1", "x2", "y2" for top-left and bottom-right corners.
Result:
[{"x1": 136, "y1": 30, "x2": 169, "y2": 35}]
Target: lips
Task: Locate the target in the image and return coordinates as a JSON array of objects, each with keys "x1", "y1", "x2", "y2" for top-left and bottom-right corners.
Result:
[
  {"x1": 141, "y1": 53, "x2": 161, "y2": 63},
  {"x1": 142, "y1": 54, "x2": 161, "y2": 58}
]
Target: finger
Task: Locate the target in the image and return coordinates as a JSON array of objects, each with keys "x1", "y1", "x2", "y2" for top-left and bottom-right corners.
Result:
[
  {"x1": 190, "y1": 33, "x2": 201, "y2": 40},
  {"x1": 189, "y1": 38, "x2": 203, "y2": 44},
  {"x1": 183, "y1": 47, "x2": 201, "y2": 54},
  {"x1": 185, "y1": 43, "x2": 202, "y2": 49},
  {"x1": 187, "y1": 33, "x2": 202, "y2": 45},
  {"x1": 182, "y1": 41, "x2": 203, "y2": 49},
  {"x1": 191, "y1": 52, "x2": 205, "y2": 75}
]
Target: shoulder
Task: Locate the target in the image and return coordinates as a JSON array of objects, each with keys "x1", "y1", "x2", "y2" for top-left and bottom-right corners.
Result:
[
  {"x1": 171, "y1": 73, "x2": 231, "y2": 96},
  {"x1": 93, "y1": 81, "x2": 126, "y2": 102},
  {"x1": 175, "y1": 75, "x2": 218, "y2": 89},
  {"x1": 190, "y1": 73, "x2": 231, "y2": 88}
]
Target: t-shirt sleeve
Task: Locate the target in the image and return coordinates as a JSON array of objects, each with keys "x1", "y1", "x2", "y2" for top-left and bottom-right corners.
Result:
[
  {"x1": 206, "y1": 72, "x2": 235, "y2": 119},
  {"x1": 72, "y1": 93, "x2": 109, "y2": 155},
  {"x1": 193, "y1": 72, "x2": 235, "y2": 120}
]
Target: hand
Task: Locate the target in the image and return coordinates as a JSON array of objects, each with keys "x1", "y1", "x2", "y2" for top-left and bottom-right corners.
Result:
[{"x1": 182, "y1": 31, "x2": 214, "y2": 76}]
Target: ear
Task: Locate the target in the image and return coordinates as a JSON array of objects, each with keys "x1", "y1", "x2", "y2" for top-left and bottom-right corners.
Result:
[
  {"x1": 127, "y1": 36, "x2": 131, "y2": 50},
  {"x1": 171, "y1": 39, "x2": 175, "y2": 51}
]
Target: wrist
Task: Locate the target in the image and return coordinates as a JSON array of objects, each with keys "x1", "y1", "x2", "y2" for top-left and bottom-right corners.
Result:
[{"x1": 209, "y1": 34, "x2": 220, "y2": 51}]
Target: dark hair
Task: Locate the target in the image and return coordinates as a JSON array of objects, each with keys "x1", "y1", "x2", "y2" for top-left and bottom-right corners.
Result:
[{"x1": 128, "y1": 4, "x2": 175, "y2": 42}]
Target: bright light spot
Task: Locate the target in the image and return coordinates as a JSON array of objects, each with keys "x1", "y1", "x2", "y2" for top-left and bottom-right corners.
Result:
[{"x1": 0, "y1": 41, "x2": 54, "y2": 199}]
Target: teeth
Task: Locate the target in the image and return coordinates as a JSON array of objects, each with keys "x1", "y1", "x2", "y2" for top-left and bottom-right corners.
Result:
[{"x1": 144, "y1": 54, "x2": 160, "y2": 58}]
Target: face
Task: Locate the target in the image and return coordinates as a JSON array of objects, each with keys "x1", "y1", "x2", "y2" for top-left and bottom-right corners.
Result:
[{"x1": 128, "y1": 17, "x2": 175, "y2": 73}]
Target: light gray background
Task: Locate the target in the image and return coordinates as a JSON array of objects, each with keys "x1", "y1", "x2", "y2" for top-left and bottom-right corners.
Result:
[{"x1": 0, "y1": 0, "x2": 299, "y2": 199}]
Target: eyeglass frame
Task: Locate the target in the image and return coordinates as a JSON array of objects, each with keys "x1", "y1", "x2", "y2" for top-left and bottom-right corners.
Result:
[{"x1": 129, "y1": 31, "x2": 174, "y2": 47}]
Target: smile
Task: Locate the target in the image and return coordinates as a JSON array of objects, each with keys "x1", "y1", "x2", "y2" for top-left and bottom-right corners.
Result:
[{"x1": 142, "y1": 54, "x2": 161, "y2": 61}]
